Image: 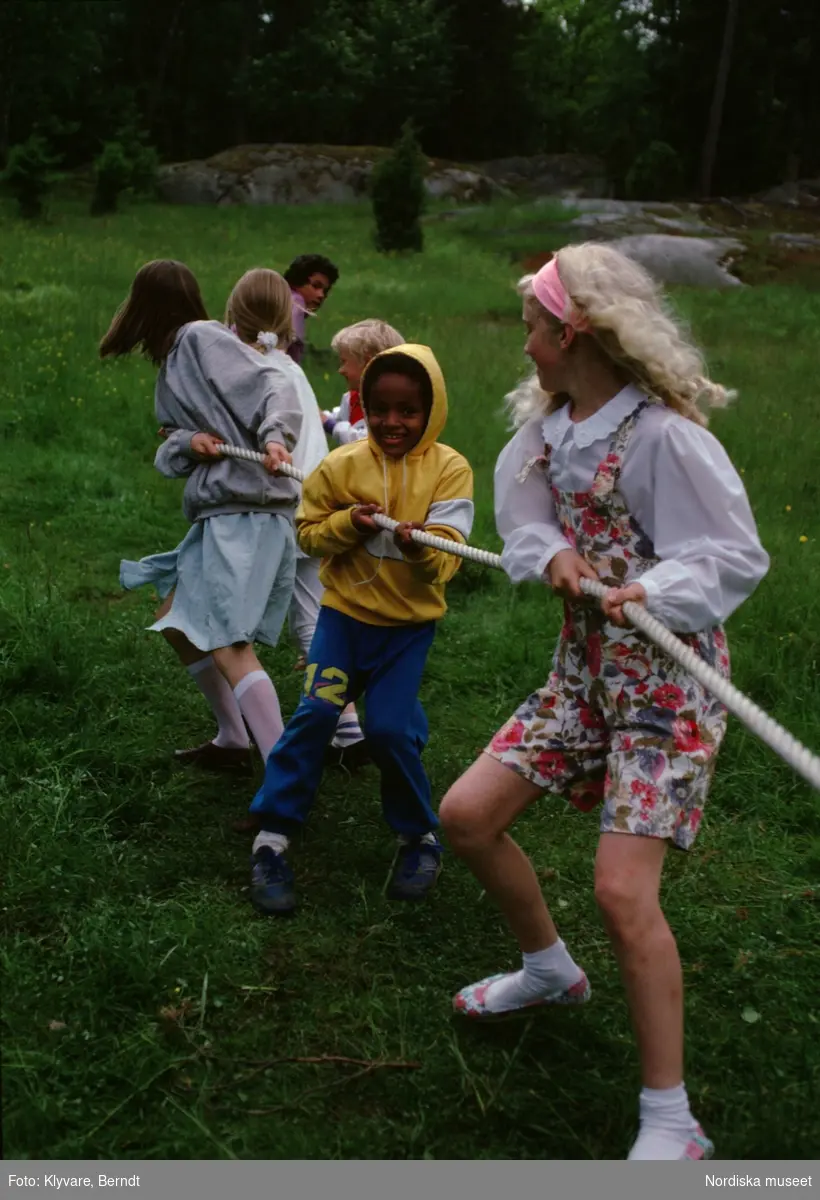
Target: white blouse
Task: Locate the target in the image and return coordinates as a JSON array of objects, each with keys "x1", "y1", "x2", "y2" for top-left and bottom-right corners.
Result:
[{"x1": 494, "y1": 385, "x2": 770, "y2": 632}]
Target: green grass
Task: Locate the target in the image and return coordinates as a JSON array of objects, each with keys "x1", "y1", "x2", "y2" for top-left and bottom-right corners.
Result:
[{"x1": 1, "y1": 196, "x2": 819, "y2": 1161}]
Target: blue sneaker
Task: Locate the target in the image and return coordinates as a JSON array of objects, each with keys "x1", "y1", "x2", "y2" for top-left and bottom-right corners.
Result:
[
  {"x1": 250, "y1": 846, "x2": 297, "y2": 916},
  {"x1": 387, "y1": 837, "x2": 442, "y2": 901}
]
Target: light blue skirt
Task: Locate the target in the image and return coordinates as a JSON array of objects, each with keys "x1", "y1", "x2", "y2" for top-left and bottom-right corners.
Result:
[{"x1": 120, "y1": 512, "x2": 297, "y2": 652}]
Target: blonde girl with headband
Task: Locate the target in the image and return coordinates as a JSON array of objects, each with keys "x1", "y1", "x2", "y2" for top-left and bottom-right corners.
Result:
[
  {"x1": 226, "y1": 268, "x2": 367, "y2": 776},
  {"x1": 439, "y1": 244, "x2": 769, "y2": 1160},
  {"x1": 108, "y1": 262, "x2": 302, "y2": 777}
]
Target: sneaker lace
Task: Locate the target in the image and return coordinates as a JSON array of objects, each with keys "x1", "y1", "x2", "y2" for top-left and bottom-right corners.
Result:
[
  {"x1": 260, "y1": 848, "x2": 289, "y2": 882},
  {"x1": 398, "y1": 841, "x2": 438, "y2": 879}
]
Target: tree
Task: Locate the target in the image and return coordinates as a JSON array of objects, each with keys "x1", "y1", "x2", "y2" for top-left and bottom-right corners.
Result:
[
  {"x1": 371, "y1": 121, "x2": 426, "y2": 253},
  {"x1": 432, "y1": 0, "x2": 536, "y2": 159},
  {"x1": 2, "y1": 135, "x2": 61, "y2": 218},
  {"x1": 90, "y1": 130, "x2": 158, "y2": 215},
  {"x1": 0, "y1": 0, "x2": 816, "y2": 197},
  {"x1": 351, "y1": 0, "x2": 451, "y2": 148},
  {"x1": 0, "y1": 1, "x2": 113, "y2": 166},
  {"x1": 699, "y1": 0, "x2": 739, "y2": 196}
]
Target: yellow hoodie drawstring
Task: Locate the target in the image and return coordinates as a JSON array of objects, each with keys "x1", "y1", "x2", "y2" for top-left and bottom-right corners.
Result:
[{"x1": 352, "y1": 451, "x2": 391, "y2": 588}]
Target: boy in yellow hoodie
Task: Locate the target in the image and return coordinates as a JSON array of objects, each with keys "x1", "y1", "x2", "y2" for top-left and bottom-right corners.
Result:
[{"x1": 247, "y1": 345, "x2": 474, "y2": 915}]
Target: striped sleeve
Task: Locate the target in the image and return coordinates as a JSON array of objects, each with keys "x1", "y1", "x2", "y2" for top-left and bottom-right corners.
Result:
[{"x1": 410, "y1": 453, "x2": 475, "y2": 584}]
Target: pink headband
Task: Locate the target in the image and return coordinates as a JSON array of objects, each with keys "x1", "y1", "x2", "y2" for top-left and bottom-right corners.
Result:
[{"x1": 531, "y1": 257, "x2": 590, "y2": 332}]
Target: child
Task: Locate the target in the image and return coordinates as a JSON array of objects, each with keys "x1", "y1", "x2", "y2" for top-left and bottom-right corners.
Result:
[
  {"x1": 246, "y1": 345, "x2": 474, "y2": 916},
  {"x1": 105, "y1": 260, "x2": 302, "y2": 774},
  {"x1": 322, "y1": 319, "x2": 405, "y2": 446},
  {"x1": 283, "y1": 253, "x2": 339, "y2": 366},
  {"x1": 226, "y1": 267, "x2": 367, "y2": 763},
  {"x1": 438, "y1": 245, "x2": 769, "y2": 1161}
]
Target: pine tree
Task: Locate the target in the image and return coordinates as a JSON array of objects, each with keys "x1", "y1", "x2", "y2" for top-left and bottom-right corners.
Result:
[{"x1": 371, "y1": 121, "x2": 426, "y2": 254}]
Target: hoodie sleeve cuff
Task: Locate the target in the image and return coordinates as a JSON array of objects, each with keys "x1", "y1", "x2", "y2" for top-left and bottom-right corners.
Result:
[
  {"x1": 326, "y1": 508, "x2": 363, "y2": 548},
  {"x1": 258, "y1": 428, "x2": 290, "y2": 453}
]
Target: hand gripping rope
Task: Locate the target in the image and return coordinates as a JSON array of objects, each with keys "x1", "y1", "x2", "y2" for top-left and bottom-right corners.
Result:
[{"x1": 218, "y1": 443, "x2": 820, "y2": 792}]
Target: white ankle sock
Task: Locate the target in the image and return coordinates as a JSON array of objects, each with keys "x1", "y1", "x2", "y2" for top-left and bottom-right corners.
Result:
[
  {"x1": 233, "y1": 670, "x2": 283, "y2": 762},
  {"x1": 483, "y1": 939, "x2": 584, "y2": 1013},
  {"x1": 627, "y1": 1083, "x2": 699, "y2": 1160},
  {"x1": 253, "y1": 831, "x2": 289, "y2": 855},
  {"x1": 187, "y1": 657, "x2": 249, "y2": 749}
]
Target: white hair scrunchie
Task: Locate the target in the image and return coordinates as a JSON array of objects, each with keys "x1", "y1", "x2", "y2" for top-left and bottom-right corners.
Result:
[{"x1": 257, "y1": 331, "x2": 279, "y2": 352}]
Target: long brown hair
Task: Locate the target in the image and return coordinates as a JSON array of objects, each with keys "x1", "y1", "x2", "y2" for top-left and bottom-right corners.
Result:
[
  {"x1": 224, "y1": 268, "x2": 294, "y2": 350},
  {"x1": 100, "y1": 260, "x2": 208, "y2": 365}
]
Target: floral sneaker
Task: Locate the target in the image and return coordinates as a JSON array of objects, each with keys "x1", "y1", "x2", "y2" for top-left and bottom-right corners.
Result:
[
  {"x1": 682, "y1": 1125, "x2": 714, "y2": 1160},
  {"x1": 453, "y1": 970, "x2": 591, "y2": 1020},
  {"x1": 628, "y1": 1123, "x2": 715, "y2": 1161}
]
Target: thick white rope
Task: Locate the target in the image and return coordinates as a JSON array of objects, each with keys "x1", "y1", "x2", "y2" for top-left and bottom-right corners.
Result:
[
  {"x1": 219, "y1": 443, "x2": 820, "y2": 791},
  {"x1": 220, "y1": 444, "x2": 505, "y2": 566},
  {"x1": 577, "y1": 578, "x2": 820, "y2": 792}
]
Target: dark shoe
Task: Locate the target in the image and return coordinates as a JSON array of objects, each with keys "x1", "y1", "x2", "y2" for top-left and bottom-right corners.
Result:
[
  {"x1": 174, "y1": 741, "x2": 253, "y2": 774},
  {"x1": 387, "y1": 837, "x2": 442, "y2": 901},
  {"x1": 324, "y1": 738, "x2": 372, "y2": 771},
  {"x1": 250, "y1": 846, "x2": 297, "y2": 915}
]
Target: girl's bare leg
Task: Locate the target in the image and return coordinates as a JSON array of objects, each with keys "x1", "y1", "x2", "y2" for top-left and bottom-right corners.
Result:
[
  {"x1": 212, "y1": 643, "x2": 283, "y2": 762},
  {"x1": 211, "y1": 643, "x2": 265, "y2": 689},
  {"x1": 156, "y1": 592, "x2": 209, "y2": 667},
  {"x1": 596, "y1": 832, "x2": 707, "y2": 1159},
  {"x1": 594, "y1": 833, "x2": 681, "y2": 1088},
  {"x1": 440, "y1": 754, "x2": 556, "y2": 950},
  {"x1": 156, "y1": 593, "x2": 249, "y2": 758},
  {"x1": 440, "y1": 755, "x2": 588, "y2": 1014}
]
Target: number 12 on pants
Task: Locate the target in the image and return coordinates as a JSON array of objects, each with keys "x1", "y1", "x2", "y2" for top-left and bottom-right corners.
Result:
[{"x1": 304, "y1": 663, "x2": 349, "y2": 708}]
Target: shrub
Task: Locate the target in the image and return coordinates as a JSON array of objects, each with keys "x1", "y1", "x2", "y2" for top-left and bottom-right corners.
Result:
[
  {"x1": 91, "y1": 142, "x2": 132, "y2": 215},
  {"x1": 2, "y1": 136, "x2": 61, "y2": 219},
  {"x1": 625, "y1": 140, "x2": 685, "y2": 201},
  {"x1": 91, "y1": 132, "x2": 159, "y2": 215},
  {"x1": 371, "y1": 121, "x2": 426, "y2": 253}
]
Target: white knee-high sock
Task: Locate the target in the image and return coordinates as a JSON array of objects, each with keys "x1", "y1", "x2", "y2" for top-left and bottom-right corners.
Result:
[
  {"x1": 187, "y1": 657, "x2": 249, "y2": 749},
  {"x1": 233, "y1": 670, "x2": 283, "y2": 762}
]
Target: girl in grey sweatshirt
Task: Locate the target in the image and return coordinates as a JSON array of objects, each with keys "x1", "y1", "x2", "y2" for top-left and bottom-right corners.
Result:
[{"x1": 102, "y1": 259, "x2": 303, "y2": 778}]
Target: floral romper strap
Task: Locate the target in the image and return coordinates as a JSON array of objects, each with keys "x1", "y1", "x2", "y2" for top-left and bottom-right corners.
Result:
[
  {"x1": 548, "y1": 399, "x2": 657, "y2": 591},
  {"x1": 488, "y1": 400, "x2": 731, "y2": 852}
]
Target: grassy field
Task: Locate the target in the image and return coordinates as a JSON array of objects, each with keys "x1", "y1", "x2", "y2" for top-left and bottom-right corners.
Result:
[{"x1": 1, "y1": 195, "x2": 819, "y2": 1161}]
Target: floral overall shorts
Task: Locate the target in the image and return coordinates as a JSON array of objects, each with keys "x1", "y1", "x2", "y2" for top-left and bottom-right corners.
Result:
[{"x1": 486, "y1": 402, "x2": 731, "y2": 851}]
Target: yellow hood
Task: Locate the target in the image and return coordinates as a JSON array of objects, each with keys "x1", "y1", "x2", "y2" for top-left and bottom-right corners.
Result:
[
  {"x1": 295, "y1": 343, "x2": 474, "y2": 627},
  {"x1": 360, "y1": 343, "x2": 448, "y2": 460}
]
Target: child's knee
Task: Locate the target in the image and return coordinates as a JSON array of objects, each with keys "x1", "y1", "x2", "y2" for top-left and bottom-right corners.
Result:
[
  {"x1": 439, "y1": 786, "x2": 489, "y2": 852},
  {"x1": 594, "y1": 863, "x2": 660, "y2": 937}
]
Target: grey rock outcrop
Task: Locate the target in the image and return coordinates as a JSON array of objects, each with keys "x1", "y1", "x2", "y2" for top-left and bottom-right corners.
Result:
[{"x1": 157, "y1": 144, "x2": 504, "y2": 207}]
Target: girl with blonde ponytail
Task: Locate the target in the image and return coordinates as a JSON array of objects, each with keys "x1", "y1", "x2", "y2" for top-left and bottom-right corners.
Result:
[
  {"x1": 440, "y1": 242, "x2": 769, "y2": 1161},
  {"x1": 225, "y1": 268, "x2": 368, "y2": 769}
]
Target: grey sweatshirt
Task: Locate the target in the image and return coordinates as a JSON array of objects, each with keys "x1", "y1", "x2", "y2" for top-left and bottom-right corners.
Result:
[{"x1": 154, "y1": 321, "x2": 303, "y2": 524}]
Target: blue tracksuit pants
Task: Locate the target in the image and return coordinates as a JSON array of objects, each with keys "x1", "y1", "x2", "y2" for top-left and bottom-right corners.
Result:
[{"x1": 250, "y1": 606, "x2": 438, "y2": 839}]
